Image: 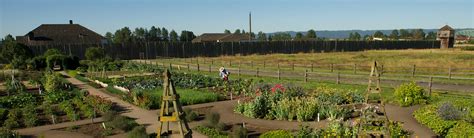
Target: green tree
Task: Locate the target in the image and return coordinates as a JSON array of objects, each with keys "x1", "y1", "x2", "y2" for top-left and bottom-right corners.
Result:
[
  {"x1": 149, "y1": 26, "x2": 159, "y2": 41},
  {"x1": 412, "y1": 29, "x2": 426, "y2": 40},
  {"x1": 399, "y1": 29, "x2": 411, "y2": 39},
  {"x1": 161, "y1": 28, "x2": 169, "y2": 41},
  {"x1": 306, "y1": 29, "x2": 317, "y2": 38},
  {"x1": 85, "y1": 47, "x2": 106, "y2": 61},
  {"x1": 133, "y1": 27, "x2": 147, "y2": 42},
  {"x1": 295, "y1": 32, "x2": 303, "y2": 39},
  {"x1": 113, "y1": 27, "x2": 132, "y2": 44},
  {"x1": 373, "y1": 31, "x2": 385, "y2": 38},
  {"x1": 234, "y1": 29, "x2": 241, "y2": 34},
  {"x1": 105, "y1": 32, "x2": 113, "y2": 42},
  {"x1": 179, "y1": 30, "x2": 196, "y2": 42},
  {"x1": 389, "y1": 29, "x2": 399, "y2": 40},
  {"x1": 0, "y1": 36, "x2": 32, "y2": 65},
  {"x1": 224, "y1": 29, "x2": 231, "y2": 34},
  {"x1": 426, "y1": 32, "x2": 437, "y2": 40},
  {"x1": 169, "y1": 30, "x2": 178, "y2": 42},
  {"x1": 257, "y1": 31, "x2": 267, "y2": 41},
  {"x1": 272, "y1": 32, "x2": 292, "y2": 41},
  {"x1": 43, "y1": 49, "x2": 62, "y2": 57}
]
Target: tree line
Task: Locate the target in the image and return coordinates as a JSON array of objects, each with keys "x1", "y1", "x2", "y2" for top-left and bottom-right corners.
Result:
[
  {"x1": 105, "y1": 26, "x2": 197, "y2": 44},
  {"x1": 348, "y1": 29, "x2": 437, "y2": 41}
]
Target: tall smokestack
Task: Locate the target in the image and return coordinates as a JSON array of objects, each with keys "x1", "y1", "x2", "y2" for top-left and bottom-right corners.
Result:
[
  {"x1": 249, "y1": 12, "x2": 252, "y2": 41},
  {"x1": 69, "y1": 20, "x2": 73, "y2": 24}
]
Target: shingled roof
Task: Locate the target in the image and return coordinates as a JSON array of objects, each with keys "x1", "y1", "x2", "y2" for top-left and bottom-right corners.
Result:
[
  {"x1": 192, "y1": 33, "x2": 251, "y2": 43},
  {"x1": 17, "y1": 22, "x2": 106, "y2": 45},
  {"x1": 439, "y1": 25, "x2": 454, "y2": 31}
]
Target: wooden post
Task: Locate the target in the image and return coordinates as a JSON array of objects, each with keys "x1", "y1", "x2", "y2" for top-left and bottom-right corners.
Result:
[
  {"x1": 187, "y1": 63, "x2": 190, "y2": 71},
  {"x1": 211, "y1": 59, "x2": 214, "y2": 65},
  {"x1": 336, "y1": 72, "x2": 340, "y2": 84},
  {"x1": 209, "y1": 64, "x2": 211, "y2": 73},
  {"x1": 311, "y1": 63, "x2": 314, "y2": 72},
  {"x1": 381, "y1": 64, "x2": 384, "y2": 75},
  {"x1": 304, "y1": 70, "x2": 308, "y2": 82},
  {"x1": 330, "y1": 64, "x2": 334, "y2": 73},
  {"x1": 256, "y1": 68, "x2": 259, "y2": 77},
  {"x1": 263, "y1": 61, "x2": 266, "y2": 69},
  {"x1": 277, "y1": 69, "x2": 281, "y2": 80},
  {"x1": 412, "y1": 64, "x2": 416, "y2": 77},
  {"x1": 353, "y1": 64, "x2": 357, "y2": 74},
  {"x1": 229, "y1": 61, "x2": 232, "y2": 67},
  {"x1": 292, "y1": 63, "x2": 295, "y2": 71},
  {"x1": 448, "y1": 67, "x2": 452, "y2": 79},
  {"x1": 169, "y1": 63, "x2": 172, "y2": 71},
  {"x1": 197, "y1": 64, "x2": 200, "y2": 72},
  {"x1": 238, "y1": 66, "x2": 241, "y2": 76},
  {"x1": 428, "y1": 76, "x2": 433, "y2": 97}
]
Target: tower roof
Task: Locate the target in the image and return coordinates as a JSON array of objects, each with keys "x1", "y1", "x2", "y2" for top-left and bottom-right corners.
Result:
[{"x1": 439, "y1": 25, "x2": 454, "y2": 31}]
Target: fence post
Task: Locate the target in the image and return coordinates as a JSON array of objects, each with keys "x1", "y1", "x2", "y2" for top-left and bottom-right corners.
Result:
[
  {"x1": 187, "y1": 63, "x2": 190, "y2": 71},
  {"x1": 336, "y1": 72, "x2": 340, "y2": 84},
  {"x1": 305, "y1": 70, "x2": 308, "y2": 82},
  {"x1": 229, "y1": 61, "x2": 232, "y2": 67},
  {"x1": 197, "y1": 64, "x2": 200, "y2": 72},
  {"x1": 256, "y1": 68, "x2": 259, "y2": 77},
  {"x1": 311, "y1": 63, "x2": 314, "y2": 72},
  {"x1": 448, "y1": 67, "x2": 452, "y2": 79},
  {"x1": 412, "y1": 64, "x2": 416, "y2": 77},
  {"x1": 209, "y1": 64, "x2": 211, "y2": 73},
  {"x1": 330, "y1": 64, "x2": 334, "y2": 73},
  {"x1": 292, "y1": 63, "x2": 295, "y2": 71},
  {"x1": 211, "y1": 59, "x2": 214, "y2": 65},
  {"x1": 353, "y1": 64, "x2": 357, "y2": 74},
  {"x1": 169, "y1": 63, "x2": 172, "y2": 71},
  {"x1": 277, "y1": 69, "x2": 281, "y2": 80},
  {"x1": 263, "y1": 61, "x2": 266, "y2": 69},
  {"x1": 238, "y1": 66, "x2": 241, "y2": 76},
  {"x1": 381, "y1": 64, "x2": 384, "y2": 75},
  {"x1": 428, "y1": 76, "x2": 433, "y2": 97}
]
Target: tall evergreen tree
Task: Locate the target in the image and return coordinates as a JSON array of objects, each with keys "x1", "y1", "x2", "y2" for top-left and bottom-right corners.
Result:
[
  {"x1": 149, "y1": 26, "x2": 159, "y2": 41},
  {"x1": 234, "y1": 29, "x2": 241, "y2": 34},
  {"x1": 161, "y1": 28, "x2": 169, "y2": 41},
  {"x1": 295, "y1": 32, "x2": 303, "y2": 39},
  {"x1": 169, "y1": 30, "x2": 179, "y2": 42},
  {"x1": 179, "y1": 30, "x2": 196, "y2": 42},
  {"x1": 224, "y1": 29, "x2": 231, "y2": 34},
  {"x1": 113, "y1": 27, "x2": 132, "y2": 44},
  {"x1": 389, "y1": 30, "x2": 399, "y2": 40},
  {"x1": 306, "y1": 29, "x2": 317, "y2": 38},
  {"x1": 257, "y1": 31, "x2": 267, "y2": 41}
]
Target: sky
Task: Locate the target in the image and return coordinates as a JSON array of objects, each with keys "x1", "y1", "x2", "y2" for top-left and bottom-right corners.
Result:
[{"x1": 0, "y1": 0, "x2": 473, "y2": 37}]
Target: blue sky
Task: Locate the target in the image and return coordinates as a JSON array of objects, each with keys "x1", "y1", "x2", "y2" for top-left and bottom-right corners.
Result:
[{"x1": 1, "y1": 0, "x2": 473, "y2": 37}]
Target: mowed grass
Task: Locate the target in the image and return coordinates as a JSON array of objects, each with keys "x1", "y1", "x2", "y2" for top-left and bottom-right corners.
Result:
[{"x1": 148, "y1": 88, "x2": 221, "y2": 106}]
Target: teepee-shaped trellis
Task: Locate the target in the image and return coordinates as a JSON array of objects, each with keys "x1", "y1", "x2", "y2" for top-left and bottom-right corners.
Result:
[
  {"x1": 157, "y1": 70, "x2": 192, "y2": 137},
  {"x1": 358, "y1": 61, "x2": 390, "y2": 136}
]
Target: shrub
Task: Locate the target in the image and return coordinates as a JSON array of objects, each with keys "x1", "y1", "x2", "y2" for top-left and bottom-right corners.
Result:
[
  {"x1": 0, "y1": 128, "x2": 20, "y2": 138},
  {"x1": 259, "y1": 130, "x2": 293, "y2": 138},
  {"x1": 59, "y1": 101, "x2": 78, "y2": 121},
  {"x1": 205, "y1": 112, "x2": 220, "y2": 128},
  {"x1": 183, "y1": 108, "x2": 198, "y2": 122},
  {"x1": 413, "y1": 104, "x2": 456, "y2": 136},
  {"x1": 446, "y1": 121, "x2": 474, "y2": 137},
  {"x1": 394, "y1": 82, "x2": 426, "y2": 107},
  {"x1": 194, "y1": 126, "x2": 227, "y2": 138},
  {"x1": 109, "y1": 115, "x2": 138, "y2": 131},
  {"x1": 3, "y1": 109, "x2": 20, "y2": 129},
  {"x1": 437, "y1": 102, "x2": 463, "y2": 120},
  {"x1": 103, "y1": 111, "x2": 119, "y2": 122},
  {"x1": 22, "y1": 105, "x2": 38, "y2": 127},
  {"x1": 127, "y1": 126, "x2": 148, "y2": 138},
  {"x1": 232, "y1": 125, "x2": 247, "y2": 138}
]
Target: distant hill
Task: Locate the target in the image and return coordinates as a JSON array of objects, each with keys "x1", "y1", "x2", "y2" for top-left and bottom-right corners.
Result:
[{"x1": 268, "y1": 28, "x2": 474, "y2": 39}]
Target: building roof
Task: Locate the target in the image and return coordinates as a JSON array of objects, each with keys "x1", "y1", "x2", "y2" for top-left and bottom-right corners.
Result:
[
  {"x1": 192, "y1": 33, "x2": 251, "y2": 43},
  {"x1": 439, "y1": 25, "x2": 454, "y2": 31},
  {"x1": 17, "y1": 23, "x2": 105, "y2": 45}
]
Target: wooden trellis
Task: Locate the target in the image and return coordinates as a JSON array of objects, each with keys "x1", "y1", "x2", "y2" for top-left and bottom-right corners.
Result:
[
  {"x1": 157, "y1": 69, "x2": 191, "y2": 137},
  {"x1": 358, "y1": 61, "x2": 390, "y2": 136}
]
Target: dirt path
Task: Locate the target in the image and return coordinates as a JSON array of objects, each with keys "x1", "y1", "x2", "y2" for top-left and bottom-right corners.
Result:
[
  {"x1": 58, "y1": 72, "x2": 207, "y2": 138},
  {"x1": 16, "y1": 118, "x2": 103, "y2": 136},
  {"x1": 385, "y1": 104, "x2": 435, "y2": 137}
]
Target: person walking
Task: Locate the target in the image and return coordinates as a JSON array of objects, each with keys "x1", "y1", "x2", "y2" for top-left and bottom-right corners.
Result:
[{"x1": 219, "y1": 67, "x2": 230, "y2": 81}]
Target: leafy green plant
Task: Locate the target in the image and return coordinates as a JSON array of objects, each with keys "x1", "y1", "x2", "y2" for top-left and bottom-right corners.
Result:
[
  {"x1": 413, "y1": 104, "x2": 456, "y2": 136},
  {"x1": 231, "y1": 125, "x2": 247, "y2": 138},
  {"x1": 437, "y1": 102, "x2": 463, "y2": 120},
  {"x1": 22, "y1": 105, "x2": 38, "y2": 127},
  {"x1": 127, "y1": 126, "x2": 148, "y2": 138},
  {"x1": 259, "y1": 130, "x2": 293, "y2": 138},
  {"x1": 394, "y1": 82, "x2": 427, "y2": 107},
  {"x1": 195, "y1": 126, "x2": 228, "y2": 138},
  {"x1": 446, "y1": 121, "x2": 474, "y2": 137},
  {"x1": 108, "y1": 115, "x2": 138, "y2": 131},
  {"x1": 205, "y1": 112, "x2": 221, "y2": 128},
  {"x1": 0, "y1": 128, "x2": 21, "y2": 138},
  {"x1": 59, "y1": 101, "x2": 78, "y2": 121},
  {"x1": 3, "y1": 109, "x2": 20, "y2": 129},
  {"x1": 183, "y1": 108, "x2": 199, "y2": 122}
]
